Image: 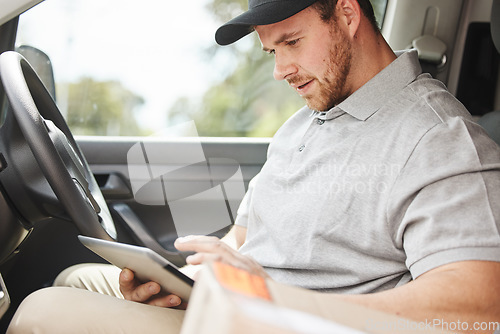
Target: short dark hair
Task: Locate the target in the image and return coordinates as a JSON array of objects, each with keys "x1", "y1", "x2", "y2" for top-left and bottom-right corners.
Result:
[{"x1": 312, "y1": 0, "x2": 379, "y2": 32}]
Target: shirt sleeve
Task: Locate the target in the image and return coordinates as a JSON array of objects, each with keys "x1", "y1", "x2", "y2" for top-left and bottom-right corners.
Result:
[
  {"x1": 388, "y1": 117, "x2": 500, "y2": 278},
  {"x1": 233, "y1": 173, "x2": 260, "y2": 228}
]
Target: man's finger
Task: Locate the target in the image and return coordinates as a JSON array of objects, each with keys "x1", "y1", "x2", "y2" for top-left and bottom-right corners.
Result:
[
  {"x1": 118, "y1": 268, "x2": 137, "y2": 294},
  {"x1": 119, "y1": 268, "x2": 161, "y2": 303},
  {"x1": 147, "y1": 294, "x2": 182, "y2": 308},
  {"x1": 175, "y1": 236, "x2": 230, "y2": 254},
  {"x1": 185, "y1": 251, "x2": 243, "y2": 269},
  {"x1": 185, "y1": 252, "x2": 223, "y2": 265}
]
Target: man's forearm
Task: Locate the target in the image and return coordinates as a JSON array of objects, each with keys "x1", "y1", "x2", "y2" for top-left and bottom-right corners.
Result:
[{"x1": 337, "y1": 261, "x2": 500, "y2": 333}]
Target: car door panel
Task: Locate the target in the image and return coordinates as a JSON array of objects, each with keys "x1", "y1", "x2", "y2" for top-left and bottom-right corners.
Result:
[{"x1": 77, "y1": 137, "x2": 269, "y2": 252}]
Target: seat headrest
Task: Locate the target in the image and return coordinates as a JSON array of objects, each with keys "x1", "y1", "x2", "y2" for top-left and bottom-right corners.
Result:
[{"x1": 492, "y1": 0, "x2": 500, "y2": 53}]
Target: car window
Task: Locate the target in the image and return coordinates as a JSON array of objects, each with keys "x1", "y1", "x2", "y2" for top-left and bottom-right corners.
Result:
[{"x1": 17, "y1": 0, "x2": 388, "y2": 137}]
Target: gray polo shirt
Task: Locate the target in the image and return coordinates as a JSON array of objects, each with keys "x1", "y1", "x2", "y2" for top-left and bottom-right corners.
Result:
[{"x1": 235, "y1": 50, "x2": 500, "y2": 293}]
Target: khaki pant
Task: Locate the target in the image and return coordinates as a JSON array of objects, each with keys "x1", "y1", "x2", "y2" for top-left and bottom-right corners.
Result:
[{"x1": 7, "y1": 264, "x2": 185, "y2": 334}]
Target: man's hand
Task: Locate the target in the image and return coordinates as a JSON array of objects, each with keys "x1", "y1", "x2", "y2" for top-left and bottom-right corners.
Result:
[
  {"x1": 119, "y1": 225, "x2": 252, "y2": 308},
  {"x1": 119, "y1": 268, "x2": 186, "y2": 309},
  {"x1": 174, "y1": 235, "x2": 269, "y2": 279}
]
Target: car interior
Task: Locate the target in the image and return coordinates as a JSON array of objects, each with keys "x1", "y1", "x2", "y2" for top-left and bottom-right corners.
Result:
[{"x1": 0, "y1": 0, "x2": 499, "y2": 331}]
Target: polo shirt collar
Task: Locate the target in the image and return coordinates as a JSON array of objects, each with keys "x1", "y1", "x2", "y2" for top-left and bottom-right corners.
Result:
[{"x1": 316, "y1": 50, "x2": 423, "y2": 121}]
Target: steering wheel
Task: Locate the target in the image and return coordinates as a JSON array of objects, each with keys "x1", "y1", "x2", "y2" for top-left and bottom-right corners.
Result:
[{"x1": 0, "y1": 51, "x2": 116, "y2": 241}]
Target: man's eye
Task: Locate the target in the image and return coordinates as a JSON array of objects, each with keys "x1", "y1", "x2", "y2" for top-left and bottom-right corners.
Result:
[{"x1": 286, "y1": 39, "x2": 300, "y2": 46}]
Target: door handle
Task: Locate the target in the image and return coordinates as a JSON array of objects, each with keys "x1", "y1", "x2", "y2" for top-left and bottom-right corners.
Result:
[{"x1": 94, "y1": 173, "x2": 132, "y2": 199}]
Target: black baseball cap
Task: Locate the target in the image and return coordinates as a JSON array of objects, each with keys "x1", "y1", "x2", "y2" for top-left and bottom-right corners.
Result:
[{"x1": 215, "y1": 0, "x2": 319, "y2": 46}]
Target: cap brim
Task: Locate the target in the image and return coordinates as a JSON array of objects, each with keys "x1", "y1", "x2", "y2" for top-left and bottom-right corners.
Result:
[{"x1": 215, "y1": 0, "x2": 318, "y2": 46}]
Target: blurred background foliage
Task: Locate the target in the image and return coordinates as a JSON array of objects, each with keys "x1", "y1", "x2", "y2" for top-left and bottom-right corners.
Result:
[
  {"x1": 63, "y1": 78, "x2": 146, "y2": 136},
  {"x1": 63, "y1": 0, "x2": 387, "y2": 137},
  {"x1": 165, "y1": 0, "x2": 388, "y2": 137}
]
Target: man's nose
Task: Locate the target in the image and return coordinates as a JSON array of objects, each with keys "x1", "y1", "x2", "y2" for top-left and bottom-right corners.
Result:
[{"x1": 273, "y1": 53, "x2": 297, "y2": 81}]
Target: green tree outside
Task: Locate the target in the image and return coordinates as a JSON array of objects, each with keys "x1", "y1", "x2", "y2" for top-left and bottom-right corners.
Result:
[{"x1": 63, "y1": 77, "x2": 146, "y2": 136}]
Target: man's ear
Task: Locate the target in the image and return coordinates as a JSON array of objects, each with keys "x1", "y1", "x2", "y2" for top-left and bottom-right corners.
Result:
[{"x1": 336, "y1": 0, "x2": 361, "y2": 38}]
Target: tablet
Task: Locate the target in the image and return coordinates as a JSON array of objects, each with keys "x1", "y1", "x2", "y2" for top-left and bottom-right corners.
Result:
[{"x1": 78, "y1": 235, "x2": 194, "y2": 301}]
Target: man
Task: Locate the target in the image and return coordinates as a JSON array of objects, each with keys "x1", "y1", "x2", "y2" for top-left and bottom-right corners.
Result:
[{"x1": 7, "y1": 0, "x2": 500, "y2": 333}]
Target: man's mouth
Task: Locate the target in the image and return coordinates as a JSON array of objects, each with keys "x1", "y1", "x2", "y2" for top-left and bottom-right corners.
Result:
[
  {"x1": 294, "y1": 80, "x2": 313, "y2": 95},
  {"x1": 289, "y1": 79, "x2": 313, "y2": 96}
]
